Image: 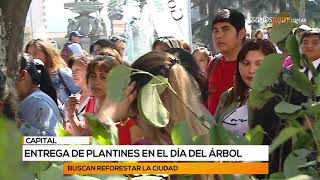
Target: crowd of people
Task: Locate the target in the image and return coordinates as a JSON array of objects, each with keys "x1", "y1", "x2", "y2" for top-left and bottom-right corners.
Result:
[{"x1": 0, "y1": 8, "x2": 319, "y2": 176}]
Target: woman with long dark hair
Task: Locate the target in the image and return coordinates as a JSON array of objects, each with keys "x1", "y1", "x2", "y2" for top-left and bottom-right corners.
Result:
[
  {"x1": 17, "y1": 53, "x2": 62, "y2": 136},
  {"x1": 214, "y1": 39, "x2": 276, "y2": 136}
]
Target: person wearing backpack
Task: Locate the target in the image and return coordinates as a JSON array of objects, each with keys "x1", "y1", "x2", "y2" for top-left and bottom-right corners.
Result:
[{"x1": 207, "y1": 9, "x2": 246, "y2": 115}]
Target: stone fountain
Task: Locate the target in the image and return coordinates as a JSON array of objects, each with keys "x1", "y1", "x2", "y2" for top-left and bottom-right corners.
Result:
[{"x1": 64, "y1": 0, "x2": 107, "y2": 51}]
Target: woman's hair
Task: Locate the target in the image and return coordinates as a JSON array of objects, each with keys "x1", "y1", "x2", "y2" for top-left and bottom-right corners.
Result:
[
  {"x1": 86, "y1": 55, "x2": 119, "y2": 82},
  {"x1": 67, "y1": 55, "x2": 91, "y2": 68},
  {"x1": 0, "y1": 70, "x2": 17, "y2": 119},
  {"x1": 25, "y1": 39, "x2": 67, "y2": 72},
  {"x1": 98, "y1": 48, "x2": 123, "y2": 64},
  {"x1": 230, "y1": 39, "x2": 276, "y2": 105},
  {"x1": 179, "y1": 40, "x2": 192, "y2": 52},
  {"x1": 20, "y1": 53, "x2": 58, "y2": 105},
  {"x1": 165, "y1": 48, "x2": 208, "y2": 103},
  {"x1": 131, "y1": 52, "x2": 208, "y2": 144},
  {"x1": 93, "y1": 39, "x2": 117, "y2": 50},
  {"x1": 152, "y1": 36, "x2": 182, "y2": 50},
  {"x1": 192, "y1": 47, "x2": 211, "y2": 62}
]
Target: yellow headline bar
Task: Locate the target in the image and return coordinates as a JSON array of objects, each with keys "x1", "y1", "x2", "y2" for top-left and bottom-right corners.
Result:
[{"x1": 64, "y1": 162, "x2": 268, "y2": 174}]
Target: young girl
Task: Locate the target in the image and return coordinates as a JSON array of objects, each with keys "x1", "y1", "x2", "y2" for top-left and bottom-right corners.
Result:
[
  {"x1": 214, "y1": 39, "x2": 277, "y2": 136},
  {"x1": 16, "y1": 54, "x2": 62, "y2": 136}
]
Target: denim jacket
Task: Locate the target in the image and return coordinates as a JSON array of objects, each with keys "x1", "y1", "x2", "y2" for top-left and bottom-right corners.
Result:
[{"x1": 50, "y1": 68, "x2": 80, "y2": 104}]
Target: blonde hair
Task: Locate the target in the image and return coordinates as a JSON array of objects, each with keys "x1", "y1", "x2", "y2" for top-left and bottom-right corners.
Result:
[
  {"x1": 25, "y1": 39, "x2": 67, "y2": 73},
  {"x1": 131, "y1": 52, "x2": 208, "y2": 144}
]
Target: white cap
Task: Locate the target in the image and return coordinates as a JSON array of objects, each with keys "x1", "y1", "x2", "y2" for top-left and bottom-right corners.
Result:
[
  {"x1": 68, "y1": 43, "x2": 84, "y2": 57},
  {"x1": 298, "y1": 24, "x2": 311, "y2": 31}
]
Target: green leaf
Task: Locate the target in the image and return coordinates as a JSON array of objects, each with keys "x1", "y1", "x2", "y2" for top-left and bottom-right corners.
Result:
[
  {"x1": 192, "y1": 135, "x2": 206, "y2": 145},
  {"x1": 293, "y1": 131, "x2": 314, "y2": 150},
  {"x1": 209, "y1": 124, "x2": 250, "y2": 145},
  {"x1": 106, "y1": 65, "x2": 132, "y2": 102},
  {"x1": 315, "y1": 74, "x2": 320, "y2": 84},
  {"x1": 283, "y1": 66, "x2": 314, "y2": 97},
  {"x1": 176, "y1": 176, "x2": 195, "y2": 180},
  {"x1": 171, "y1": 121, "x2": 193, "y2": 145},
  {"x1": 269, "y1": 172, "x2": 285, "y2": 180},
  {"x1": 301, "y1": 54, "x2": 318, "y2": 77},
  {"x1": 245, "y1": 125, "x2": 264, "y2": 145},
  {"x1": 0, "y1": 116, "x2": 28, "y2": 180},
  {"x1": 314, "y1": 75, "x2": 320, "y2": 96},
  {"x1": 285, "y1": 35, "x2": 302, "y2": 68},
  {"x1": 305, "y1": 102, "x2": 320, "y2": 117},
  {"x1": 28, "y1": 161, "x2": 51, "y2": 174},
  {"x1": 269, "y1": 127, "x2": 303, "y2": 153},
  {"x1": 287, "y1": 175, "x2": 313, "y2": 180},
  {"x1": 148, "y1": 75, "x2": 168, "y2": 95},
  {"x1": 284, "y1": 149, "x2": 311, "y2": 178},
  {"x1": 252, "y1": 54, "x2": 285, "y2": 92},
  {"x1": 88, "y1": 174, "x2": 128, "y2": 180},
  {"x1": 56, "y1": 123, "x2": 72, "y2": 136},
  {"x1": 275, "y1": 101, "x2": 302, "y2": 114},
  {"x1": 138, "y1": 80, "x2": 169, "y2": 128},
  {"x1": 84, "y1": 113, "x2": 118, "y2": 145},
  {"x1": 270, "y1": 22, "x2": 298, "y2": 43},
  {"x1": 248, "y1": 88, "x2": 276, "y2": 109},
  {"x1": 222, "y1": 174, "x2": 234, "y2": 180}
]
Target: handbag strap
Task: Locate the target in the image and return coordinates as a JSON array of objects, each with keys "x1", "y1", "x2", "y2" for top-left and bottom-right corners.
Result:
[{"x1": 57, "y1": 69, "x2": 72, "y2": 96}]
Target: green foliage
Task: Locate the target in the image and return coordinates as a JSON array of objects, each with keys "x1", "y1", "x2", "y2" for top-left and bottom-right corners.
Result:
[
  {"x1": 248, "y1": 88, "x2": 276, "y2": 109},
  {"x1": 209, "y1": 124, "x2": 250, "y2": 145},
  {"x1": 171, "y1": 121, "x2": 193, "y2": 145},
  {"x1": 38, "y1": 163, "x2": 101, "y2": 180},
  {"x1": 84, "y1": 113, "x2": 118, "y2": 145},
  {"x1": 106, "y1": 65, "x2": 132, "y2": 102},
  {"x1": 138, "y1": 76, "x2": 169, "y2": 128},
  {"x1": 252, "y1": 54, "x2": 285, "y2": 92},
  {"x1": 269, "y1": 172, "x2": 286, "y2": 179},
  {"x1": 275, "y1": 101, "x2": 301, "y2": 114},
  {"x1": 269, "y1": 127, "x2": 303, "y2": 153},
  {"x1": 270, "y1": 22, "x2": 298, "y2": 43},
  {"x1": 245, "y1": 125, "x2": 264, "y2": 145},
  {"x1": 283, "y1": 149, "x2": 312, "y2": 178},
  {"x1": 192, "y1": 135, "x2": 206, "y2": 145},
  {"x1": 57, "y1": 122, "x2": 72, "y2": 136},
  {"x1": 282, "y1": 66, "x2": 314, "y2": 97},
  {"x1": 0, "y1": 116, "x2": 28, "y2": 180},
  {"x1": 285, "y1": 34, "x2": 302, "y2": 68}
]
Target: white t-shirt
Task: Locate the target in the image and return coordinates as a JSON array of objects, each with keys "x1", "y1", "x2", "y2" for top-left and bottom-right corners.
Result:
[{"x1": 222, "y1": 103, "x2": 249, "y2": 136}]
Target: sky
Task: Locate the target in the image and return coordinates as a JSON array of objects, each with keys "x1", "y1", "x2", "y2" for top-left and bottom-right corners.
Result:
[
  {"x1": 46, "y1": 0, "x2": 76, "y2": 32},
  {"x1": 44, "y1": 0, "x2": 140, "y2": 32}
]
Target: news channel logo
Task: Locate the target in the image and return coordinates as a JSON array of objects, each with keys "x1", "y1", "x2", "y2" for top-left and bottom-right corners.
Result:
[{"x1": 250, "y1": 16, "x2": 306, "y2": 23}]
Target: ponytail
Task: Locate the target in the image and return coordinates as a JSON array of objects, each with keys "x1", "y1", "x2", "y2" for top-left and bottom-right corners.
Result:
[{"x1": 20, "y1": 53, "x2": 58, "y2": 105}]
